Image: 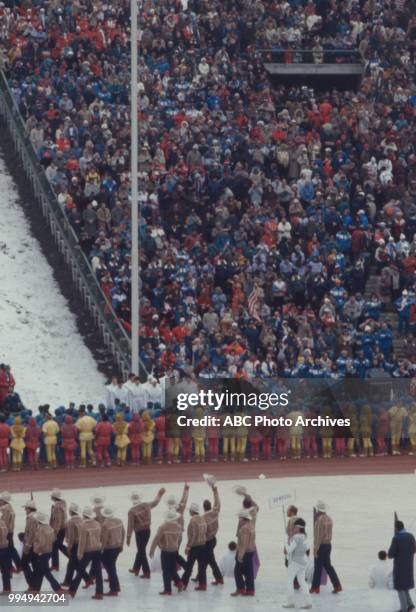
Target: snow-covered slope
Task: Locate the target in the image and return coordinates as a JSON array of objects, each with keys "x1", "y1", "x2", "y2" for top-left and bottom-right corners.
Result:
[{"x1": 0, "y1": 153, "x2": 105, "y2": 409}]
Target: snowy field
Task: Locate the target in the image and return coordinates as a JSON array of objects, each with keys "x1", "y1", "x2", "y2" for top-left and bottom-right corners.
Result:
[
  {"x1": 0, "y1": 154, "x2": 105, "y2": 409},
  {"x1": 8, "y1": 473, "x2": 415, "y2": 612}
]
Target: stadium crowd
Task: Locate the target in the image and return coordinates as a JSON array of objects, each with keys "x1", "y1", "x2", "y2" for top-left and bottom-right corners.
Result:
[{"x1": 1, "y1": 0, "x2": 416, "y2": 381}]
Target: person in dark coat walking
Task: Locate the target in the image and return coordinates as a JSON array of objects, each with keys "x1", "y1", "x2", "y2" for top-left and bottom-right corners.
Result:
[{"x1": 388, "y1": 520, "x2": 416, "y2": 612}]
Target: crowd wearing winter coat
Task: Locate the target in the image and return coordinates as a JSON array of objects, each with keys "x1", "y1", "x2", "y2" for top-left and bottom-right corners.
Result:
[{"x1": 1, "y1": 0, "x2": 416, "y2": 383}]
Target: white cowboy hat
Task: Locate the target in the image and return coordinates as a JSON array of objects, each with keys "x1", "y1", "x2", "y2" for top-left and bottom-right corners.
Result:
[
  {"x1": 189, "y1": 502, "x2": 200, "y2": 514},
  {"x1": 315, "y1": 500, "x2": 328, "y2": 512},
  {"x1": 102, "y1": 506, "x2": 114, "y2": 519},
  {"x1": 91, "y1": 495, "x2": 105, "y2": 507},
  {"x1": 238, "y1": 509, "x2": 253, "y2": 521},
  {"x1": 69, "y1": 502, "x2": 80, "y2": 515},
  {"x1": 165, "y1": 509, "x2": 180, "y2": 522},
  {"x1": 203, "y1": 473, "x2": 217, "y2": 487},
  {"x1": 0, "y1": 491, "x2": 11, "y2": 503},
  {"x1": 165, "y1": 495, "x2": 178, "y2": 507},
  {"x1": 82, "y1": 506, "x2": 95, "y2": 519},
  {"x1": 130, "y1": 492, "x2": 142, "y2": 506},
  {"x1": 35, "y1": 511, "x2": 49, "y2": 525},
  {"x1": 51, "y1": 489, "x2": 63, "y2": 500},
  {"x1": 23, "y1": 500, "x2": 37, "y2": 510},
  {"x1": 233, "y1": 486, "x2": 247, "y2": 496}
]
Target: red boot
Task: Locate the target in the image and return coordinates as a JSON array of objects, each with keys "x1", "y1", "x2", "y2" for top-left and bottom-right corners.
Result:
[{"x1": 230, "y1": 589, "x2": 245, "y2": 596}]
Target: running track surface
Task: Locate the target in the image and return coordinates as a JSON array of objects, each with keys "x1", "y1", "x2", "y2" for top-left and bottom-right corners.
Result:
[{"x1": 2, "y1": 455, "x2": 415, "y2": 493}]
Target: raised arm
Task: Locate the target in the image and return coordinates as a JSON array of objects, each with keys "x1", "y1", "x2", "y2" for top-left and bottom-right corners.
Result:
[
  {"x1": 177, "y1": 483, "x2": 190, "y2": 515},
  {"x1": 149, "y1": 488, "x2": 166, "y2": 509},
  {"x1": 212, "y1": 485, "x2": 220, "y2": 513}
]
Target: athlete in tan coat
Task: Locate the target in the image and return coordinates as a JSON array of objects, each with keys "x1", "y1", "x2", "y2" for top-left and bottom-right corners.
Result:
[
  {"x1": 202, "y1": 478, "x2": 223, "y2": 585},
  {"x1": 101, "y1": 506, "x2": 125, "y2": 596},
  {"x1": 181, "y1": 502, "x2": 208, "y2": 590},
  {"x1": 232, "y1": 508, "x2": 256, "y2": 596},
  {"x1": 127, "y1": 488, "x2": 165, "y2": 578},
  {"x1": 310, "y1": 500, "x2": 342, "y2": 594},
  {"x1": 21, "y1": 499, "x2": 38, "y2": 590},
  {"x1": 31, "y1": 511, "x2": 63, "y2": 594},
  {"x1": 150, "y1": 508, "x2": 183, "y2": 595},
  {"x1": 165, "y1": 483, "x2": 190, "y2": 571},
  {"x1": 0, "y1": 492, "x2": 21, "y2": 573},
  {"x1": 0, "y1": 514, "x2": 11, "y2": 593},
  {"x1": 49, "y1": 489, "x2": 68, "y2": 571},
  {"x1": 68, "y1": 506, "x2": 103, "y2": 599},
  {"x1": 62, "y1": 503, "x2": 89, "y2": 588}
]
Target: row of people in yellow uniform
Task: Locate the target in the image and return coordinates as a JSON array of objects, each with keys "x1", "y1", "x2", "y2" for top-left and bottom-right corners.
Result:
[{"x1": 0, "y1": 401, "x2": 414, "y2": 469}]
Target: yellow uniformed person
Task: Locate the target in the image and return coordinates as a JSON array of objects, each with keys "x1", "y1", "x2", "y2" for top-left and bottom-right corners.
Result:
[
  {"x1": 221, "y1": 412, "x2": 235, "y2": 462},
  {"x1": 235, "y1": 410, "x2": 249, "y2": 461},
  {"x1": 42, "y1": 414, "x2": 60, "y2": 468},
  {"x1": 320, "y1": 412, "x2": 333, "y2": 459},
  {"x1": 166, "y1": 411, "x2": 181, "y2": 463},
  {"x1": 141, "y1": 411, "x2": 154, "y2": 464},
  {"x1": 10, "y1": 415, "x2": 26, "y2": 471},
  {"x1": 360, "y1": 404, "x2": 373, "y2": 457},
  {"x1": 346, "y1": 405, "x2": 359, "y2": 457},
  {"x1": 192, "y1": 407, "x2": 206, "y2": 463},
  {"x1": 113, "y1": 412, "x2": 130, "y2": 466},
  {"x1": 75, "y1": 408, "x2": 97, "y2": 467},
  {"x1": 389, "y1": 401, "x2": 408, "y2": 455},
  {"x1": 287, "y1": 408, "x2": 304, "y2": 459},
  {"x1": 407, "y1": 403, "x2": 416, "y2": 455}
]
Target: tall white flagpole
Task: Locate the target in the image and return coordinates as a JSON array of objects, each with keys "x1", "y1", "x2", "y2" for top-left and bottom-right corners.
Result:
[{"x1": 131, "y1": 0, "x2": 139, "y2": 375}]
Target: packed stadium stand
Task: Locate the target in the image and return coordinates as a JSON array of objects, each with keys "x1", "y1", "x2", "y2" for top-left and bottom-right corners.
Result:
[{"x1": 1, "y1": 0, "x2": 416, "y2": 468}]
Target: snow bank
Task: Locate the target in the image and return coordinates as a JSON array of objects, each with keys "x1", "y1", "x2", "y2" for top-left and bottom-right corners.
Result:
[{"x1": 0, "y1": 154, "x2": 105, "y2": 410}]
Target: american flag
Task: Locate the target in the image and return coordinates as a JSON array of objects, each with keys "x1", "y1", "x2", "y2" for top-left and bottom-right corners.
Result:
[{"x1": 248, "y1": 288, "x2": 261, "y2": 322}]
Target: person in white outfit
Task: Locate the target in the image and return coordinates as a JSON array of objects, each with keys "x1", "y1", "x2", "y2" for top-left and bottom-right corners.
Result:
[
  {"x1": 219, "y1": 542, "x2": 237, "y2": 578},
  {"x1": 283, "y1": 518, "x2": 312, "y2": 609},
  {"x1": 368, "y1": 550, "x2": 393, "y2": 589}
]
